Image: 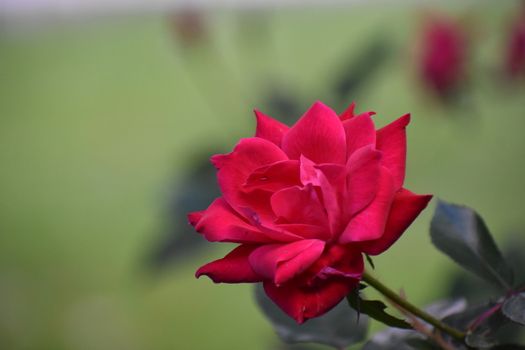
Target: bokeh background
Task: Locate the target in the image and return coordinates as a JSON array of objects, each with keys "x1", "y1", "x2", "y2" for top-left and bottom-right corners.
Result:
[{"x1": 1, "y1": 1, "x2": 525, "y2": 349}]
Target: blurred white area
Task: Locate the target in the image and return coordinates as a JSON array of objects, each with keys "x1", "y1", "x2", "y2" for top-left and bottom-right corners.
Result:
[
  {"x1": 1, "y1": 0, "x2": 344, "y2": 16},
  {"x1": 0, "y1": 0, "x2": 465, "y2": 19},
  {"x1": 0, "y1": 0, "x2": 359, "y2": 33}
]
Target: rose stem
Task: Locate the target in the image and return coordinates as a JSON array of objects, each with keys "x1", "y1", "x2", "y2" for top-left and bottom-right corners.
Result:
[{"x1": 361, "y1": 271, "x2": 466, "y2": 342}]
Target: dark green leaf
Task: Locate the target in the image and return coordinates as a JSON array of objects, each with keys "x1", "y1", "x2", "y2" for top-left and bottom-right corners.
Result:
[
  {"x1": 502, "y1": 292, "x2": 525, "y2": 325},
  {"x1": 254, "y1": 285, "x2": 368, "y2": 349},
  {"x1": 445, "y1": 268, "x2": 501, "y2": 303},
  {"x1": 362, "y1": 300, "x2": 470, "y2": 350},
  {"x1": 347, "y1": 289, "x2": 412, "y2": 329},
  {"x1": 465, "y1": 306, "x2": 513, "y2": 348},
  {"x1": 444, "y1": 301, "x2": 524, "y2": 347},
  {"x1": 442, "y1": 303, "x2": 490, "y2": 330},
  {"x1": 466, "y1": 330, "x2": 498, "y2": 348},
  {"x1": 358, "y1": 283, "x2": 368, "y2": 290},
  {"x1": 430, "y1": 200, "x2": 513, "y2": 290},
  {"x1": 365, "y1": 254, "x2": 375, "y2": 269}
]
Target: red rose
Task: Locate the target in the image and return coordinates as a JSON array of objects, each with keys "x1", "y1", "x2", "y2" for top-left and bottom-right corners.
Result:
[
  {"x1": 505, "y1": 9, "x2": 525, "y2": 78},
  {"x1": 189, "y1": 101, "x2": 432, "y2": 323},
  {"x1": 419, "y1": 17, "x2": 467, "y2": 97}
]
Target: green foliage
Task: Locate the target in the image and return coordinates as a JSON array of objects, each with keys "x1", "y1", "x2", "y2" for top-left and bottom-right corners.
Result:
[
  {"x1": 430, "y1": 200, "x2": 514, "y2": 290},
  {"x1": 502, "y1": 293, "x2": 525, "y2": 326},
  {"x1": 346, "y1": 288, "x2": 412, "y2": 330},
  {"x1": 360, "y1": 202, "x2": 525, "y2": 349},
  {"x1": 431, "y1": 202, "x2": 524, "y2": 349},
  {"x1": 361, "y1": 299, "x2": 466, "y2": 350}
]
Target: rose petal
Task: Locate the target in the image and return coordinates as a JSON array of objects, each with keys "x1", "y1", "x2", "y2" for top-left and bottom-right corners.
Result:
[
  {"x1": 309, "y1": 244, "x2": 363, "y2": 275},
  {"x1": 275, "y1": 223, "x2": 330, "y2": 241},
  {"x1": 263, "y1": 279, "x2": 357, "y2": 324},
  {"x1": 339, "y1": 102, "x2": 376, "y2": 121},
  {"x1": 343, "y1": 113, "x2": 376, "y2": 157},
  {"x1": 262, "y1": 245, "x2": 363, "y2": 323},
  {"x1": 319, "y1": 164, "x2": 350, "y2": 234},
  {"x1": 339, "y1": 167, "x2": 396, "y2": 243},
  {"x1": 196, "y1": 244, "x2": 262, "y2": 283},
  {"x1": 249, "y1": 239, "x2": 325, "y2": 285},
  {"x1": 344, "y1": 145, "x2": 382, "y2": 218},
  {"x1": 254, "y1": 109, "x2": 290, "y2": 146},
  {"x1": 316, "y1": 266, "x2": 362, "y2": 280},
  {"x1": 299, "y1": 155, "x2": 322, "y2": 187},
  {"x1": 339, "y1": 102, "x2": 356, "y2": 121},
  {"x1": 376, "y1": 114, "x2": 410, "y2": 189},
  {"x1": 299, "y1": 155, "x2": 347, "y2": 189},
  {"x1": 299, "y1": 157, "x2": 345, "y2": 235},
  {"x1": 187, "y1": 210, "x2": 204, "y2": 226},
  {"x1": 195, "y1": 198, "x2": 296, "y2": 243},
  {"x1": 316, "y1": 165, "x2": 348, "y2": 220},
  {"x1": 243, "y1": 160, "x2": 300, "y2": 193},
  {"x1": 262, "y1": 244, "x2": 363, "y2": 323},
  {"x1": 235, "y1": 207, "x2": 304, "y2": 242},
  {"x1": 271, "y1": 185, "x2": 328, "y2": 228},
  {"x1": 360, "y1": 189, "x2": 432, "y2": 255},
  {"x1": 282, "y1": 101, "x2": 347, "y2": 164},
  {"x1": 213, "y1": 137, "x2": 288, "y2": 220},
  {"x1": 315, "y1": 163, "x2": 347, "y2": 185}
]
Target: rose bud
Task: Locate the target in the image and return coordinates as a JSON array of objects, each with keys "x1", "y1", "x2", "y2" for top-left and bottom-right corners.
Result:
[
  {"x1": 504, "y1": 6, "x2": 525, "y2": 79},
  {"x1": 189, "y1": 101, "x2": 432, "y2": 323},
  {"x1": 167, "y1": 10, "x2": 207, "y2": 47},
  {"x1": 418, "y1": 16, "x2": 468, "y2": 99}
]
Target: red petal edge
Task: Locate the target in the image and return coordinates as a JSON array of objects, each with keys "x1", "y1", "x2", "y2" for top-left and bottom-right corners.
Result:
[
  {"x1": 360, "y1": 189, "x2": 432, "y2": 255},
  {"x1": 196, "y1": 244, "x2": 262, "y2": 283},
  {"x1": 375, "y1": 113, "x2": 410, "y2": 190},
  {"x1": 254, "y1": 109, "x2": 290, "y2": 147}
]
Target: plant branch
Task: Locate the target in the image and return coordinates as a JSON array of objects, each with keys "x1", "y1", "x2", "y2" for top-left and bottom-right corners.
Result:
[
  {"x1": 362, "y1": 271, "x2": 466, "y2": 342},
  {"x1": 392, "y1": 289, "x2": 457, "y2": 350}
]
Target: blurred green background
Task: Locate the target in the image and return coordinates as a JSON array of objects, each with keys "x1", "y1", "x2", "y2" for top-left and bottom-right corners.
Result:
[{"x1": 1, "y1": 2, "x2": 524, "y2": 349}]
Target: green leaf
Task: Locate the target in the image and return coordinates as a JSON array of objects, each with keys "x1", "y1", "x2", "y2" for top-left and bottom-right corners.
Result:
[
  {"x1": 464, "y1": 305, "x2": 516, "y2": 348},
  {"x1": 347, "y1": 288, "x2": 412, "y2": 329},
  {"x1": 365, "y1": 254, "x2": 375, "y2": 269},
  {"x1": 254, "y1": 285, "x2": 368, "y2": 349},
  {"x1": 502, "y1": 292, "x2": 525, "y2": 326},
  {"x1": 362, "y1": 299, "x2": 467, "y2": 350},
  {"x1": 444, "y1": 301, "x2": 524, "y2": 347},
  {"x1": 430, "y1": 200, "x2": 513, "y2": 290}
]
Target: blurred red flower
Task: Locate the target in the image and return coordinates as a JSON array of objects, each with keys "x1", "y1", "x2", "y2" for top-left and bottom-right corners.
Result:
[
  {"x1": 505, "y1": 8, "x2": 525, "y2": 78},
  {"x1": 189, "y1": 101, "x2": 432, "y2": 323},
  {"x1": 419, "y1": 16, "x2": 467, "y2": 97}
]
